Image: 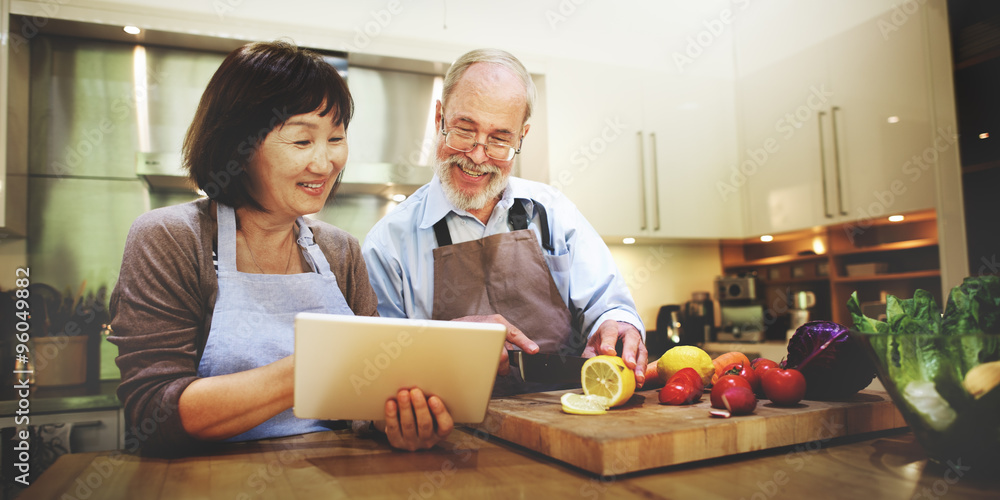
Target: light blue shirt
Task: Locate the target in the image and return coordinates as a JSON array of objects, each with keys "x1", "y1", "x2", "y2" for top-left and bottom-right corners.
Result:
[{"x1": 361, "y1": 175, "x2": 645, "y2": 341}]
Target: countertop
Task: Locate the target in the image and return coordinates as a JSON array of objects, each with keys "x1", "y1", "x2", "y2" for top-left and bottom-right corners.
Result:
[
  {"x1": 16, "y1": 426, "x2": 999, "y2": 499},
  {"x1": 0, "y1": 380, "x2": 120, "y2": 417}
]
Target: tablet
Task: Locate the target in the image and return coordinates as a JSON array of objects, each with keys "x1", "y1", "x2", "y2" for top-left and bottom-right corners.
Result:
[{"x1": 293, "y1": 313, "x2": 508, "y2": 423}]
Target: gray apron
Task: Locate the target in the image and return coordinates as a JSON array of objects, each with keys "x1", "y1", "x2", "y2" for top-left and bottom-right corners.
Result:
[
  {"x1": 198, "y1": 203, "x2": 354, "y2": 441},
  {"x1": 431, "y1": 200, "x2": 577, "y2": 395}
]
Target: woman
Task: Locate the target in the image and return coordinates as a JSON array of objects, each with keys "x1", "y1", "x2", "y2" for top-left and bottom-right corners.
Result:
[{"x1": 110, "y1": 40, "x2": 451, "y2": 455}]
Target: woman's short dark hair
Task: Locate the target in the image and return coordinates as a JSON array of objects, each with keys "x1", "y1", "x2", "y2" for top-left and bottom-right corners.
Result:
[{"x1": 183, "y1": 40, "x2": 353, "y2": 210}]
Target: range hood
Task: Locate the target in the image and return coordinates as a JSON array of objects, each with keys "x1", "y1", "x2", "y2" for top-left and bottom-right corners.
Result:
[
  {"x1": 26, "y1": 16, "x2": 439, "y2": 198},
  {"x1": 133, "y1": 63, "x2": 439, "y2": 197}
]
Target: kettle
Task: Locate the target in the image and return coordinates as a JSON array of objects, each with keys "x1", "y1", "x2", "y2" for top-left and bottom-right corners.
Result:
[{"x1": 682, "y1": 291, "x2": 714, "y2": 344}]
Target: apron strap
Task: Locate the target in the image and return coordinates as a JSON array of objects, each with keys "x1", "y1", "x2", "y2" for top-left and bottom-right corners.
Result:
[
  {"x1": 433, "y1": 218, "x2": 453, "y2": 247},
  {"x1": 215, "y1": 203, "x2": 238, "y2": 272},
  {"x1": 433, "y1": 199, "x2": 554, "y2": 252}
]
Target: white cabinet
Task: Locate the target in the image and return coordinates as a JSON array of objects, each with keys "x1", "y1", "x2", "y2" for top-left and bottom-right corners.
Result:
[
  {"x1": 546, "y1": 64, "x2": 741, "y2": 240},
  {"x1": 736, "y1": 0, "x2": 938, "y2": 236}
]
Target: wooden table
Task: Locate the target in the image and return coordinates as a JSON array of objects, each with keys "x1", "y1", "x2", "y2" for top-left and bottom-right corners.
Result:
[{"x1": 16, "y1": 426, "x2": 999, "y2": 499}]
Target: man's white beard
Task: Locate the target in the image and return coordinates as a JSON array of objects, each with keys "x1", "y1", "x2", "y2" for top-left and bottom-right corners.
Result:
[{"x1": 435, "y1": 153, "x2": 509, "y2": 212}]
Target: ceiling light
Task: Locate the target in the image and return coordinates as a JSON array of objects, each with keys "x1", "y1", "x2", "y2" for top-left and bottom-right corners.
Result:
[
  {"x1": 887, "y1": 116, "x2": 900, "y2": 124},
  {"x1": 980, "y1": 132, "x2": 990, "y2": 139},
  {"x1": 124, "y1": 26, "x2": 141, "y2": 35},
  {"x1": 622, "y1": 237, "x2": 636, "y2": 245},
  {"x1": 888, "y1": 214, "x2": 904, "y2": 222},
  {"x1": 760, "y1": 235, "x2": 774, "y2": 242},
  {"x1": 391, "y1": 193, "x2": 406, "y2": 202}
]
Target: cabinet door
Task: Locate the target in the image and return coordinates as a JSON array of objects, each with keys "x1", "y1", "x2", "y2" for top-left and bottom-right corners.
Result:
[
  {"x1": 546, "y1": 60, "x2": 646, "y2": 238},
  {"x1": 739, "y1": 43, "x2": 833, "y2": 236},
  {"x1": 828, "y1": 5, "x2": 937, "y2": 223},
  {"x1": 645, "y1": 72, "x2": 743, "y2": 239}
]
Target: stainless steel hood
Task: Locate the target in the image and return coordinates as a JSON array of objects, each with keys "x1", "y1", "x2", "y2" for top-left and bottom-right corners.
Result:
[{"x1": 27, "y1": 17, "x2": 439, "y2": 197}]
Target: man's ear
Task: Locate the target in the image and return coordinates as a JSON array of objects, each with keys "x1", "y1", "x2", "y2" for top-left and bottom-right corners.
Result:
[
  {"x1": 435, "y1": 100, "x2": 443, "y2": 129},
  {"x1": 521, "y1": 123, "x2": 531, "y2": 139}
]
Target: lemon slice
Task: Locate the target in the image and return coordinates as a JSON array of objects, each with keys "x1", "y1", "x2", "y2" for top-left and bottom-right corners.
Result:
[
  {"x1": 560, "y1": 393, "x2": 610, "y2": 415},
  {"x1": 581, "y1": 355, "x2": 636, "y2": 407}
]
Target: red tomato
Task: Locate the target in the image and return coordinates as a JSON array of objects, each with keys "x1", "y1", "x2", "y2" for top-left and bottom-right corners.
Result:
[
  {"x1": 761, "y1": 368, "x2": 807, "y2": 406},
  {"x1": 670, "y1": 367, "x2": 704, "y2": 393},
  {"x1": 722, "y1": 362, "x2": 760, "y2": 396},
  {"x1": 751, "y1": 358, "x2": 779, "y2": 396},
  {"x1": 710, "y1": 374, "x2": 752, "y2": 409},
  {"x1": 720, "y1": 386, "x2": 757, "y2": 415},
  {"x1": 659, "y1": 367, "x2": 704, "y2": 405}
]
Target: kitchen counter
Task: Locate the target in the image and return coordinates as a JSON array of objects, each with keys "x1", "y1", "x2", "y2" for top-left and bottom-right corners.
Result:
[
  {"x1": 0, "y1": 380, "x2": 121, "y2": 417},
  {"x1": 16, "y1": 426, "x2": 998, "y2": 499}
]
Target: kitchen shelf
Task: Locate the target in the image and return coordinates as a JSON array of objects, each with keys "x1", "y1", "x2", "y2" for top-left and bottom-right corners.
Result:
[
  {"x1": 831, "y1": 269, "x2": 941, "y2": 283},
  {"x1": 832, "y1": 238, "x2": 938, "y2": 256},
  {"x1": 721, "y1": 209, "x2": 941, "y2": 330}
]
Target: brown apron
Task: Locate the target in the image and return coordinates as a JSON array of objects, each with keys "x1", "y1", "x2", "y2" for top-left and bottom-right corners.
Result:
[{"x1": 431, "y1": 200, "x2": 577, "y2": 395}]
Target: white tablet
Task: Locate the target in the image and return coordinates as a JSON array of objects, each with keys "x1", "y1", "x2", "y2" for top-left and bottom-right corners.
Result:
[{"x1": 293, "y1": 313, "x2": 508, "y2": 423}]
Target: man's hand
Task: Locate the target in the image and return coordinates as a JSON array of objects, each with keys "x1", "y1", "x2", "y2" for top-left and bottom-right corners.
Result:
[
  {"x1": 582, "y1": 320, "x2": 648, "y2": 388},
  {"x1": 379, "y1": 388, "x2": 453, "y2": 451},
  {"x1": 453, "y1": 314, "x2": 538, "y2": 375}
]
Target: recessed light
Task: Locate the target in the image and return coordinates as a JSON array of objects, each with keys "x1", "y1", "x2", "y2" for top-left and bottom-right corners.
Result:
[
  {"x1": 760, "y1": 235, "x2": 774, "y2": 242},
  {"x1": 124, "y1": 26, "x2": 141, "y2": 35},
  {"x1": 887, "y1": 116, "x2": 900, "y2": 124},
  {"x1": 390, "y1": 193, "x2": 406, "y2": 202},
  {"x1": 888, "y1": 215, "x2": 904, "y2": 222},
  {"x1": 980, "y1": 132, "x2": 990, "y2": 139},
  {"x1": 622, "y1": 237, "x2": 636, "y2": 245}
]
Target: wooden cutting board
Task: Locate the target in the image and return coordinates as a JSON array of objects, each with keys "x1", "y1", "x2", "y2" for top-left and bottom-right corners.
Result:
[{"x1": 469, "y1": 389, "x2": 907, "y2": 476}]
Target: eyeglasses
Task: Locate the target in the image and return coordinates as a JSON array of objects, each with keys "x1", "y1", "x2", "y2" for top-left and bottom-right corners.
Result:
[{"x1": 439, "y1": 117, "x2": 522, "y2": 162}]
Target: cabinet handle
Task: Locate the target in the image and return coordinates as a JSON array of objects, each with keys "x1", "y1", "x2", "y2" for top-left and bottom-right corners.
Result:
[
  {"x1": 817, "y1": 111, "x2": 833, "y2": 218},
  {"x1": 638, "y1": 131, "x2": 648, "y2": 230},
  {"x1": 649, "y1": 132, "x2": 661, "y2": 231},
  {"x1": 830, "y1": 106, "x2": 848, "y2": 216}
]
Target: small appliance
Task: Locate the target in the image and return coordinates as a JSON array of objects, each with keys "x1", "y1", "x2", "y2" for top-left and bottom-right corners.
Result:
[
  {"x1": 715, "y1": 274, "x2": 765, "y2": 342},
  {"x1": 786, "y1": 290, "x2": 816, "y2": 340}
]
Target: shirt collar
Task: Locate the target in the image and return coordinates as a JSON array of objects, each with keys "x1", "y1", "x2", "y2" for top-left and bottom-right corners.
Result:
[{"x1": 418, "y1": 175, "x2": 530, "y2": 229}]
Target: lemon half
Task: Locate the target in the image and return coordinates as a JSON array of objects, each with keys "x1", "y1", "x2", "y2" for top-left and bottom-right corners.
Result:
[
  {"x1": 581, "y1": 355, "x2": 636, "y2": 407},
  {"x1": 560, "y1": 393, "x2": 610, "y2": 415}
]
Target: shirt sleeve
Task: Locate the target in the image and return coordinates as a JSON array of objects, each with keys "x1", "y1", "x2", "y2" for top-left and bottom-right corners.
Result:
[
  {"x1": 361, "y1": 226, "x2": 409, "y2": 319},
  {"x1": 555, "y1": 196, "x2": 646, "y2": 341},
  {"x1": 108, "y1": 209, "x2": 211, "y2": 457}
]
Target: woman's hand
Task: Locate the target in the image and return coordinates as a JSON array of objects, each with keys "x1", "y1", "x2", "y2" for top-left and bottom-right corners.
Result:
[{"x1": 379, "y1": 388, "x2": 453, "y2": 451}]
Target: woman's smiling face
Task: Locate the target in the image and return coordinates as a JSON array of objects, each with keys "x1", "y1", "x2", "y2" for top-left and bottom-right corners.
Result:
[{"x1": 246, "y1": 107, "x2": 348, "y2": 219}]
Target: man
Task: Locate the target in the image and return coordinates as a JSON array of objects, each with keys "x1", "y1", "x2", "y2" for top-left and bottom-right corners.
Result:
[{"x1": 362, "y1": 48, "x2": 647, "y2": 394}]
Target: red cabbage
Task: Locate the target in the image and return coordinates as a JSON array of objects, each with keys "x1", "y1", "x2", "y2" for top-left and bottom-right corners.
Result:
[{"x1": 784, "y1": 320, "x2": 876, "y2": 399}]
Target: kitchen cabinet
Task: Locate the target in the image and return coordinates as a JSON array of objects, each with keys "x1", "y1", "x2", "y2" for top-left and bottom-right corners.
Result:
[
  {"x1": 0, "y1": 12, "x2": 28, "y2": 237},
  {"x1": 736, "y1": 0, "x2": 939, "y2": 236},
  {"x1": 546, "y1": 62, "x2": 742, "y2": 240}
]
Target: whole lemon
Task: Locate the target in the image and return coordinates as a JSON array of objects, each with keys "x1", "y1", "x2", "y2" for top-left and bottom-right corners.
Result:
[{"x1": 657, "y1": 346, "x2": 714, "y2": 386}]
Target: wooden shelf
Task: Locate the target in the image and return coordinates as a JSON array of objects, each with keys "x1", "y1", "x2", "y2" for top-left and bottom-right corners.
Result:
[
  {"x1": 831, "y1": 269, "x2": 941, "y2": 283},
  {"x1": 722, "y1": 209, "x2": 942, "y2": 330},
  {"x1": 726, "y1": 254, "x2": 829, "y2": 268},
  {"x1": 832, "y1": 238, "x2": 938, "y2": 256}
]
